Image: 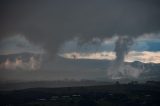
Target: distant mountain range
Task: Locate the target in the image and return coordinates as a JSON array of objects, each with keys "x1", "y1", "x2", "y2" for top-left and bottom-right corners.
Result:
[{"x1": 0, "y1": 80, "x2": 113, "y2": 90}]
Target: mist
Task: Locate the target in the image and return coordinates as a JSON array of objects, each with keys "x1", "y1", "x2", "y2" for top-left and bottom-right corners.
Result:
[{"x1": 0, "y1": 0, "x2": 160, "y2": 82}]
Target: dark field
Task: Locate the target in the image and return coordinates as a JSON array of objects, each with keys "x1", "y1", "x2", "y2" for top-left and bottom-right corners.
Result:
[{"x1": 0, "y1": 82, "x2": 160, "y2": 106}]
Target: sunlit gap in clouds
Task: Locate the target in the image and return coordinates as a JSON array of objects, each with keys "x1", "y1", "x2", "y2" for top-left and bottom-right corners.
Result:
[
  {"x1": 59, "y1": 51, "x2": 160, "y2": 64},
  {"x1": 58, "y1": 34, "x2": 160, "y2": 79},
  {"x1": 59, "y1": 33, "x2": 160, "y2": 64},
  {"x1": 0, "y1": 33, "x2": 160, "y2": 80},
  {"x1": 0, "y1": 56, "x2": 41, "y2": 70}
]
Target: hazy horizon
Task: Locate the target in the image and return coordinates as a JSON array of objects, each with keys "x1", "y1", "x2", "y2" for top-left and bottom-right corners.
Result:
[{"x1": 0, "y1": 0, "x2": 160, "y2": 83}]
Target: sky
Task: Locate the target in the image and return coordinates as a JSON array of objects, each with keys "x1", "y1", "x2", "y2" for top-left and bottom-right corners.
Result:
[
  {"x1": 59, "y1": 34, "x2": 160, "y2": 63},
  {"x1": 0, "y1": 0, "x2": 160, "y2": 82}
]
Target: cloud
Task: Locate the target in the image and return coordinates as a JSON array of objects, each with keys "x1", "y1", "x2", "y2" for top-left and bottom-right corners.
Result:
[
  {"x1": 0, "y1": 35, "x2": 45, "y2": 55},
  {"x1": 107, "y1": 63, "x2": 143, "y2": 79},
  {"x1": 131, "y1": 34, "x2": 160, "y2": 51},
  {"x1": 0, "y1": 0, "x2": 160, "y2": 81},
  {"x1": 1, "y1": 0, "x2": 160, "y2": 57}
]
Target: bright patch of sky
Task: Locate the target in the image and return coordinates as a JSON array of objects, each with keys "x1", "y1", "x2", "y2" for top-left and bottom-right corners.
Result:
[
  {"x1": 60, "y1": 51, "x2": 160, "y2": 64},
  {"x1": 59, "y1": 33, "x2": 160, "y2": 63},
  {"x1": 0, "y1": 34, "x2": 160, "y2": 63}
]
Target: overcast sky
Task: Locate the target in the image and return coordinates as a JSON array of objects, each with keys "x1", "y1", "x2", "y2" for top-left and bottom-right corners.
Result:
[{"x1": 0, "y1": 0, "x2": 160, "y2": 82}]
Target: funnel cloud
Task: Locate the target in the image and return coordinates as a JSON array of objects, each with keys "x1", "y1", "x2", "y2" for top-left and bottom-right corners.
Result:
[{"x1": 0, "y1": 0, "x2": 160, "y2": 81}]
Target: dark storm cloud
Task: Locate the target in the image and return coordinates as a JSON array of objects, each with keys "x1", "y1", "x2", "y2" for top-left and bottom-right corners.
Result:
[{"x1": 1, "y1": 0, "x2": 160, "y2": 57}]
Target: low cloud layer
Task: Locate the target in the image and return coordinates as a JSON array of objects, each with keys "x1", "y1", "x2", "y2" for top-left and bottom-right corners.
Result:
[{"x1": 0, "y1": 35, "x2": 44, "y2": 55}]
